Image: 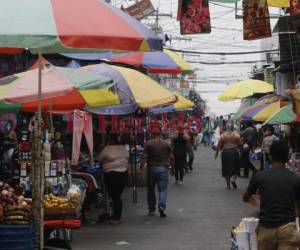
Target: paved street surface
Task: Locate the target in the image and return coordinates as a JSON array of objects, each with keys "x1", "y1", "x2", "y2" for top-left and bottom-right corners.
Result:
[{"x1": 72, "y1": 146, "x2": 256, "y2": 250}]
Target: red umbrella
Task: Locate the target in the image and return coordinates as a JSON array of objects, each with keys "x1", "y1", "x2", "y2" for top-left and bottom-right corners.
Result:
[{"x1": 0, "y1": 0, "x2": 162, "y2": 52}]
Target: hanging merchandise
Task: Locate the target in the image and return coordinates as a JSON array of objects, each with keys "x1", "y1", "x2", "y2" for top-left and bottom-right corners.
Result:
[
  {"x1": 178, "y1": 0, "x2": 211, "y2": 35},
  {"x1": 290, "y1": 0, "x2": 300, "y2": 14},
  {"x1": 71, "y1": 110, "x2": 93, "y2": 165},
  {"x1": 243, "y1": 0, "x2": 272, "y2": 40}
]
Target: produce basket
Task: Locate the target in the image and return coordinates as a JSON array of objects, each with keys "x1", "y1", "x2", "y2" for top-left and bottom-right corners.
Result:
[{"x1": 0, "y1": 224, "x2": 35, "y2": 250}]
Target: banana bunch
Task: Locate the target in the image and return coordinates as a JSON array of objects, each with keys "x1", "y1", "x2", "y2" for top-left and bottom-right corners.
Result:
[{"x1": 44, "y1": 194, "x2": 74, "y2": 209}]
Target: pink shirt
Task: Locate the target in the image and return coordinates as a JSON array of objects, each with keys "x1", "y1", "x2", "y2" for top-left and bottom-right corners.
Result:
[{"x1": 98, "y1": 145, "x2": 129, "y2": 173}]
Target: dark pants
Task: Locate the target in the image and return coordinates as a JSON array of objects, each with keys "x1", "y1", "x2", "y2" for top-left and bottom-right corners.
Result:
[
  {"x1": 240, "y1": 150, "x2": 257, "y2": 177},
  {"x1": 174, "y1": 155, "x2": 186, "y2": 181},
  {"x1": 186, "y1": 148, "x2": 194, "y2": 170},
  {"x1": 104, "y1": 171, "x2": 128, "y2": 220}
]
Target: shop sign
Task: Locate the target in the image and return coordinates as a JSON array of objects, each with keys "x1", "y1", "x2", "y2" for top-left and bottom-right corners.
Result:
[{"x1": 121, "y1": 0, "x2": 155, "y2": 20}]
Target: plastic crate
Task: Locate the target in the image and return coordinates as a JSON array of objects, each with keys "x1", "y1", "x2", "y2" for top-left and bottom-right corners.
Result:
[{"x1": 0, "y1": 224, "x2": 35, "y2": 250}]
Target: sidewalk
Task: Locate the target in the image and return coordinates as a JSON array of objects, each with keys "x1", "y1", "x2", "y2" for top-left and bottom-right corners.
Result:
[{"x1": 72, "y1": 145, "x2": 256, "y2": 250}]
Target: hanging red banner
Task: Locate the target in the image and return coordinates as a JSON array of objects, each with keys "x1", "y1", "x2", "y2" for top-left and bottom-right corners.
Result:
[
  {"x1": 243, "y1": 0, "x2": 272, "y2": 40},
  {"x1": 178, "y1": 0, "x2": 211, "y2": 35}
]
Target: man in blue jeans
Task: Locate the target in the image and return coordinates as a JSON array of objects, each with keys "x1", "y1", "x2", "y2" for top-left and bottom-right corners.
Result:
[{"x1": 140, "y1": 128, "x2": 174, "y2": 218}]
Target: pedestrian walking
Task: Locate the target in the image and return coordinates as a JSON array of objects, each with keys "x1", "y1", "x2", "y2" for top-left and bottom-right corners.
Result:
[
  {"x1": 240, "y1": 121, "x2": 258, "y2": 178},
  {"x1": 186, "y1": 128, "x2": 196, "y2": 172},
  {"x1": 261, "y1": 126, "x2": 278, "y2": 170},
  {"x1": 171, "y1": 127, "x2": 189, "y2": 185},
  {"x1": 215, "y1": 124, "x2": 241, "y2": 190},
  {"x1": 97, "y1": 134, "x2": 129, "y2": 224},
  {"x1": 139, "y1": 128, "x2": 174, "y2": 218},
  {"x1": 243, "y1": 141, "x2": 300, "y2": 250}
]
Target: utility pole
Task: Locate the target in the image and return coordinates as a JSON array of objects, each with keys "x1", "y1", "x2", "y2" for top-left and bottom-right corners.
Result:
[{"x1": 149, "y1": 8, "x2": 172, "y2": 34}]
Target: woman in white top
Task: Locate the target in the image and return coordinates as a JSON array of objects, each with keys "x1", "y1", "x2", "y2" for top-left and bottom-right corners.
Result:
[{"x1": 98, "y1": 134, "x2": 129, "y2": 224}]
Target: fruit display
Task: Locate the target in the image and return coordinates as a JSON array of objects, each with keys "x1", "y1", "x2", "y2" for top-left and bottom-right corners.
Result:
[
  {"x1": 0, "y1": 181, "x2": 32, "y2": 225},
  {"x1": 44, "y1": 194, "x2": 72, "y2": 209},
  {"x1": 0, "y1": 181, "x2": 28, "y2": 208},
  {"x1": 5, "y1": 205, "x2": 32, "y2": 225}
]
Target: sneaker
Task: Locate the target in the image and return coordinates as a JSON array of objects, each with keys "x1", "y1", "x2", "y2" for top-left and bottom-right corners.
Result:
[
  {"x1": 159, "y1": 207, "x2": 166, "y2": 218},
  {"x1": 175, "y1": 180, "x2": 179, "y2": 185},
  {"x1": 179, "y1": 181, "x2": 183, "y2": 185}
]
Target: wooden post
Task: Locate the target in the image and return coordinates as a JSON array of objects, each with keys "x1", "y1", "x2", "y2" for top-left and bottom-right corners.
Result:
[{"x1": 32, "y1": 48, "x2": 44, "y2": 250}]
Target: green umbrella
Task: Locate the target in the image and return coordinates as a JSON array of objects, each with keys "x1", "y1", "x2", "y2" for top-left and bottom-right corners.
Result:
[{"x1": 263, "y1": 104, "x2": 295, "y2": 125}]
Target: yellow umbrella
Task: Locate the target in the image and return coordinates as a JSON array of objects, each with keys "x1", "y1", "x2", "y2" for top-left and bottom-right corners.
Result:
[
  {"x1": 174, "y1": 93, "x2": 194, "y2": 110},
  {"x1": 164, "y1": 49, "x2": 194, "y2": 74},
  {"x1": 148, "y1": 93, "x2": 194, "y2": 114},
  {"x1": 218, "y1": 80, "x2": 274, "y2": 102},
  {"x1": 252, "y1": 101, "x2": 288, "y2": 122}
]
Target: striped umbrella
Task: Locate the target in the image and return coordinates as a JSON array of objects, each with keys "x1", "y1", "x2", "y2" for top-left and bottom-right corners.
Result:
[
  {"x1": 218, "y1": 80, "x2": 274, "y2": 102},
  {"x1": 241, "y1": 101, "x2": 288, "y2": 122},
  {"x1": 107, "y1": 49, "x2": 193, "y2": 75},
  {"x1": 149, "y1": 94, "x2": 194, "y2": 114},
  {"x1": 264, "y1": 104, "x2": 295, "y2": 125},
  {"x1": 0, "y1": 0, "x2": 162, "y2": 52},
  {"x1": 83, "y1": 64, "x2": 177, "y2": 115},
  {"x1": 0, "y1": 66, "x2": 119, "y2": 113}
]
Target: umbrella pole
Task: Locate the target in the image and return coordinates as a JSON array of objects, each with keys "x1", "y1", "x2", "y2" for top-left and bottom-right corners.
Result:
[
  {"x1": 32, "y1": 48, "x2": 44, "y2": 250},
  {"x1": 132, "y1": 115, "x2": 138, "y2": 204}
]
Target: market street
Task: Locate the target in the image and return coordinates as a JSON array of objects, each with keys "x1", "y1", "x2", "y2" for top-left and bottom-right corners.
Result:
[{"x1": 72, "y1": 145, "x2": 256, "y2": 250}]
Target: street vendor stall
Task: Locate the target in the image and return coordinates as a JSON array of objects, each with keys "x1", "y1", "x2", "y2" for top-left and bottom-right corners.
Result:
[{"x1": 0, "y1": 0, "x2": 163, "y2": 248}]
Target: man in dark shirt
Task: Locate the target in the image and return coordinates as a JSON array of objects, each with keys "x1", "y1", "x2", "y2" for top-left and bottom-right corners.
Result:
[
  {"x1": 243, "y1": 141, "x2": 300, "y2": 250},
  {"x1": 241, "y1": 121, "x2": 258, "y2": 178},
  {"x1": 140, "y1": 128, "x2": 174, "y2": 218}
]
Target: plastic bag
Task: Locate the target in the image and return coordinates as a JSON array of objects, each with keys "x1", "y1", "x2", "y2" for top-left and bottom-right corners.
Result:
[{"x1": 67, "y1": 185, "x2": 81, "y2": 208}]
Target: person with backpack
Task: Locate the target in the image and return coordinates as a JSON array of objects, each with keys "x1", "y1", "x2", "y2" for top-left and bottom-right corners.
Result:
[{"x1": 171, "y1": 127, "x2": 189, "y2": 185}]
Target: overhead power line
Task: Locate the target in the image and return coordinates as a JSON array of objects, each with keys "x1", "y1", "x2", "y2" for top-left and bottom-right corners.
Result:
[
  {"x1": 168, "y1": 48, "x2": 279, "y2": 56},
  {"x1": 187, "y1": 59, "x2": 267, "y2": 65}
]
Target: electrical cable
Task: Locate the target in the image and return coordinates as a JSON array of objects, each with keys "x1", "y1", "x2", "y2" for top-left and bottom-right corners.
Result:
[{"x1": 168, "y1": 48, "x2": 279, "y2": 55}]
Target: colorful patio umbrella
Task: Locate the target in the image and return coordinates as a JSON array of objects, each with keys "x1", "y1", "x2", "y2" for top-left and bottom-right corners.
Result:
[
  {"x1": 107, "y1": 49, "x2": 193, "y2": 74},
  {"x1": 254, "y1": 94, "x2": 280, "y2": 105},
  {"x1": 0, "y1": 48, "x2": 24, "y2": 54},
  {"x1": 232, "y1": 98, "x2": 257, "y2": 120},
  {"x1": 264, "y1": 104, "x2": 295, "y2": 125},
  {"x1": 0, "y1": 66, "x2": 119, "y2": 113},
  {"x1": 83, "y1": 64, "x2": 177, "y2": 115},
  {"x1": 149, "y1": 94, "x2": 194, "y2": 114},
  {"x1": 241, "y1": 101, "x2": 287, "y2": 122},
  {"x1": 218, "y1": 80, "x2": 274, "y2": 102},
  {"x1": 0, "y1": 0, "x2": 162, "y2": 52}
]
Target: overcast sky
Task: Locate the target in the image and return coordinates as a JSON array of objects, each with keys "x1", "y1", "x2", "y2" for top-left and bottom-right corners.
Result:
[{"x1": 114, "y1": 0, "x2": 280, "y2": 116}]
